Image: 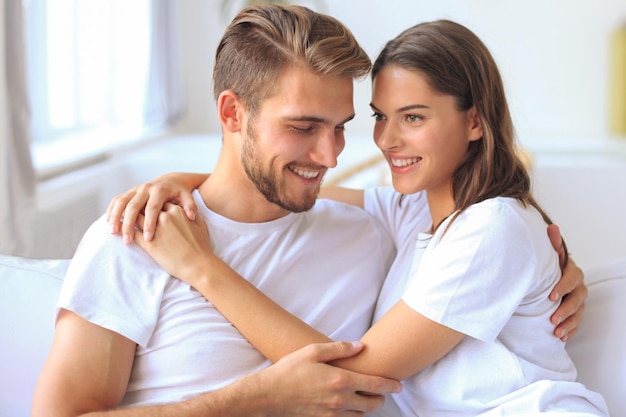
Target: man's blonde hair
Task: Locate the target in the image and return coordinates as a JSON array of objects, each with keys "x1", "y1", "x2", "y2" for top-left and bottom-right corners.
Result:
[{"x1": 213, "y1": 4, "x2": 371, "y2": 115}]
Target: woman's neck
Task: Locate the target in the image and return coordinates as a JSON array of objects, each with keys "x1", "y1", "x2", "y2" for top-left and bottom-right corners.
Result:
[{"x1": 425, "y1": 188, "x2": 456, "y2": 233}]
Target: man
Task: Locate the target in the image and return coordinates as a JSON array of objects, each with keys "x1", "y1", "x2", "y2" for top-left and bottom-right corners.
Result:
[
  {"x1": 33, "y1": 4, "x2": 584, "y2": 417},
  {"x1": 32, "y1": 5, "x2": 401, "y2": 416}
]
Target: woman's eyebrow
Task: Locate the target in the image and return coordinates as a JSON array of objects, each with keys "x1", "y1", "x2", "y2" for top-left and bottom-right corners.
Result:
[{"x1": 370, "y1": 103, "x2": 430, "y2": 114}]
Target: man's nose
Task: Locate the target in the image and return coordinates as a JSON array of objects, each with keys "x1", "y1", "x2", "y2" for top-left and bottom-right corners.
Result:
[{"x1": 310, "y1": 131, "x2": 340, "y2": 168}]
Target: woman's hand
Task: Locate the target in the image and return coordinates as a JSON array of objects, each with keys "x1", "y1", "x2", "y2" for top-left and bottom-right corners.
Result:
[
  {"x1": 547, "y1": 224, "x2": 587, "y2": 341},
  {"x1": 106, "y1": 172, "x2": 207, "y2": 244},
  {"x1": 133, "y1": 202, "x2": 215, "y2": 288}
]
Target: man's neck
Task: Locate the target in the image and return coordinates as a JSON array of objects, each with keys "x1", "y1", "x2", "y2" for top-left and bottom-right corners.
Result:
[{"x1": 197, "y1": 163, "x2": 291, "y2": 224}]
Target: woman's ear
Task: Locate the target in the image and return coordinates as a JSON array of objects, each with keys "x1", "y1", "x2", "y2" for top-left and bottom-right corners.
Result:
[
  {"x1": 467, "y1": 107, "x2": 483, "y2": 142},
  {"x1": 217, "y1": 90, "x2": 243, "y2": 132}
]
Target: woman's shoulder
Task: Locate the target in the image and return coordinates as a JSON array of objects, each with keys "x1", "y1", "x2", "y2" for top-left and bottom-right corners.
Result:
[
  {"x1": 464, "y1": 196, "x2": 539, "y2": 223},
  {"x1": 437, "y1": 197, "x2": 541, "y2": 246}
]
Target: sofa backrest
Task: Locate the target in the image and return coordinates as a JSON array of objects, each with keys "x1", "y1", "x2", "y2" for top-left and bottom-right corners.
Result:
[
  {"x1": 0, "y1": 255, "x2": 69, "y2": 417},
  {"x1": 565, "y1": 256, "x2": 626, "y2": 417}
]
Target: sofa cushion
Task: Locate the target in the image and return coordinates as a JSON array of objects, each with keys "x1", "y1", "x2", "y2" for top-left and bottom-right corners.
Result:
[
  {"x1": 566, "y1": 257, "x2": 626, "y2": 417},
  {"x1": 0, "y1": 255, "x2": 70, "y2": 417}
]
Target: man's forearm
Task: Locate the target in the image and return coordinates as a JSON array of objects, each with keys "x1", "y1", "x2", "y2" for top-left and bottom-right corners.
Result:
[{"x1": 79, "y1": 375, "x2": 269, "y2": 417}]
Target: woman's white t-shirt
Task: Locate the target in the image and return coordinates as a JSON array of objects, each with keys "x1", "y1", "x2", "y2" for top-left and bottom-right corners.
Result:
[{"x1": 364, "y1": 187, "x2": 608, "y2": 417}]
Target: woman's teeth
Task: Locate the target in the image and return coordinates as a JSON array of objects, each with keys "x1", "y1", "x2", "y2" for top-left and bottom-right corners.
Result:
[{"x1": 391, "y1": 157, "x2": 421, "y2": 167}]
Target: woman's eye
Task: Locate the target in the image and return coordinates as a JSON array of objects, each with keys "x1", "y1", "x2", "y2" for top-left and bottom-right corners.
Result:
[
  {"x1": 371, "y1": 112, "x2": 385, "y2": 121},
  {"x1": 405, "y1": 114, "x2": 422, "y2": 123}
]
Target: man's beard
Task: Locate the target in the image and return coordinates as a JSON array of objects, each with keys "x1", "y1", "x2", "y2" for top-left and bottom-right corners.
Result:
[{"x1": 241, "y1": 119, "x2": 319, "y2": 213}]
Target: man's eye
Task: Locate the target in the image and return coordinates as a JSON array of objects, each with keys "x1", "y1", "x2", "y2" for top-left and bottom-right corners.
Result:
[{"x1": 292, "y1": 126, "x2": 313, "y2": 133}]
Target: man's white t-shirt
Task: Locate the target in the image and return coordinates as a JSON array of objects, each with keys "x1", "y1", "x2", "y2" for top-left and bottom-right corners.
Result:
[
  {"x1": 57, "y1": 190, "x2": 394, "y2": 406},
  {"x1": 364, "y1": 187, "x2": 608, "y2": 417}
]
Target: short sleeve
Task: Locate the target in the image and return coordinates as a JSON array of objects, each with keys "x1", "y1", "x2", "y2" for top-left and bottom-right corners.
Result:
[
  {"x1": 57, "y1": 215, "x2": 171, "y2": 347},
  {"x1": 364, "y1": 187, "x2": 430, "y2": 251},
  {"x1": 402, "y1": 199, "x2": 541, "y2": 342}
]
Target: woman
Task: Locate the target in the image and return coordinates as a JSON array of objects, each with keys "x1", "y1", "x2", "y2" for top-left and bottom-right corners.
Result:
[{"x1": 109, "y1": 20, "x2": 606, "y2": 416}]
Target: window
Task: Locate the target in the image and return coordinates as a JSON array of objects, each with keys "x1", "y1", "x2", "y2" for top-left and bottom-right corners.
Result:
[{"x1": 25, "y1": 0, "x2": 178, "y2": 177}]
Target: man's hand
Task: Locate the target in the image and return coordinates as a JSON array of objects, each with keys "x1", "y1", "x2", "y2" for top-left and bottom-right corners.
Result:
[
  {"x1": 547, "y1": 224, "x2": 587, "y2": 341},
  {"x1": 232, "y1": 341, "x2": 402, "y2": 417}
]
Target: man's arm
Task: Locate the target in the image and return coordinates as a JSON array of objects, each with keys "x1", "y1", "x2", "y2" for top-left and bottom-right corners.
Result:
[
  {"x1": 32, "y1": 309, "x2": 137, "y2": 416},
  {"x1": 33, "y1": 312, "x2": 401, "y2": 417}
]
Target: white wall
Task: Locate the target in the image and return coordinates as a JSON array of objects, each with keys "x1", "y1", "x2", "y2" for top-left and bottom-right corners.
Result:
[
  {"x1": 173, "y1": 0, "x2": 626, "y2": 146},
  {"x1": 169, "y1": 0, "x2": 626, "y2": 269},
  {"x1": 7, "y1": 0, "x2": 625, "y2": 263}
]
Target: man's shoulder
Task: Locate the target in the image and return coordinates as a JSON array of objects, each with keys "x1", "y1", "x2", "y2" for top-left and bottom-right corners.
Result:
[
  {"x1": 71, "y1": 214, "x2": 163, "y2": 274},
  {"x1": 80, "y1": 214, "x2": 136, "y2": 253}
]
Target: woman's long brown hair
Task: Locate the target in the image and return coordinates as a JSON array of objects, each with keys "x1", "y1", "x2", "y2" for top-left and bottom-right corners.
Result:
[{"x1": 372, "y1": 20, "x2": 566, "y2": 258}]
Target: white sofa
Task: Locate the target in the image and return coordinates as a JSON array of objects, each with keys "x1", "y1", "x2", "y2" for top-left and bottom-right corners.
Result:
[{"x1": 0, "y1": 254, "x2": 625, "y2": 416}]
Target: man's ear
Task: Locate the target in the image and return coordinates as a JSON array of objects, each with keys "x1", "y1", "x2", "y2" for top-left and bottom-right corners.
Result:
[
  {"x1": 217, "y1": 90, "x2": 244, "y2": 132},
  {"x1": 467, "y1": 106, "x2": 483, "y2": 142}
]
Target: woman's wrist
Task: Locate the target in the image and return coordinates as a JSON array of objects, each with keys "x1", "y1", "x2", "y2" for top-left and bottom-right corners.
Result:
[{"x1": 185, "y1": 254, "x2": 228, "y2": 297}]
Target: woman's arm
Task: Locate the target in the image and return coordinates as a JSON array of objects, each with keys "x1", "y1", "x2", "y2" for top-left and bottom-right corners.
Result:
[
  {"x1": 199, "y1": 253, "x2": 462, "y2": 381},
  {"x1": 112, "y1": 178, "x2": 585, "y2": 346},
  {"x1": 133, "y1": 204, "x2": 463, "y2": 381},
  {"x1": 107, "y1": 174, "x2": 365, "y2": 244},
  {"x1": 319, "y1": 186, "x2": 365, "y2": 208}
]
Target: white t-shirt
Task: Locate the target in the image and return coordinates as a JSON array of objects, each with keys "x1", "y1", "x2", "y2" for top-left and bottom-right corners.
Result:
[
  {"x1": 364, "y1": 187, "x2": 608, "y2": 417},
  {"x1": 57, "y1": 190, "x2": 394, "y2": 406}
]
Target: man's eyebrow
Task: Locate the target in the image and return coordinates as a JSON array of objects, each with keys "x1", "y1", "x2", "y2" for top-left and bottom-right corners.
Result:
[{"x1": 285, "y1": 114, "x2": 355, "y2": 125}]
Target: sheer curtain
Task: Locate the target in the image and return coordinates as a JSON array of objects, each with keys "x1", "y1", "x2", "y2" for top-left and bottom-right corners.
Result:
[
  {"x1": 0, "y1": 0, "x2": 36, "y2": 256},
  {"x1": 0, "y1": 0, "x2": 181, "y2": 258},
  {"x1": 145, "y1": 0, "x2": 183, "y2": 127}
]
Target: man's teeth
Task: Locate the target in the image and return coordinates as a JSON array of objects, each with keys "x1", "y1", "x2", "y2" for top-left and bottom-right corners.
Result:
[
  {"x1": 290, "y1": 166, "x2": 319, "y2": 179},
  {"x1": 391, "y1": 157, "x2": 421, "y2": 167}
]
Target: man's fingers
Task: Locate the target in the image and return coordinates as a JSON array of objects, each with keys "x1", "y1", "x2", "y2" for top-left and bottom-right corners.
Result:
[
  {"x1": 547, "y1": 224, "x2": 567, "y2": 268},
  {"x1": 551, "y1": 281, "x2": 587, "y2": 323},
  {"x1": 549, "y1": 259, "x2": 583, "y2": 302},
  {"x1": 304, "y1": 342, "x2": 403, "y2": 396},
  {"x1": 554, "y1": 307, "x2": 584, "y2": 341},
  {"x1": 304, "y1": 341, "x2": 364, "y2": 363},
  {"x1": 547, "y1": 224, "x2": 562, "y2": 252},
  {"x1": 348, "y1": 394, "x2": 386, "y2": 415}
]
